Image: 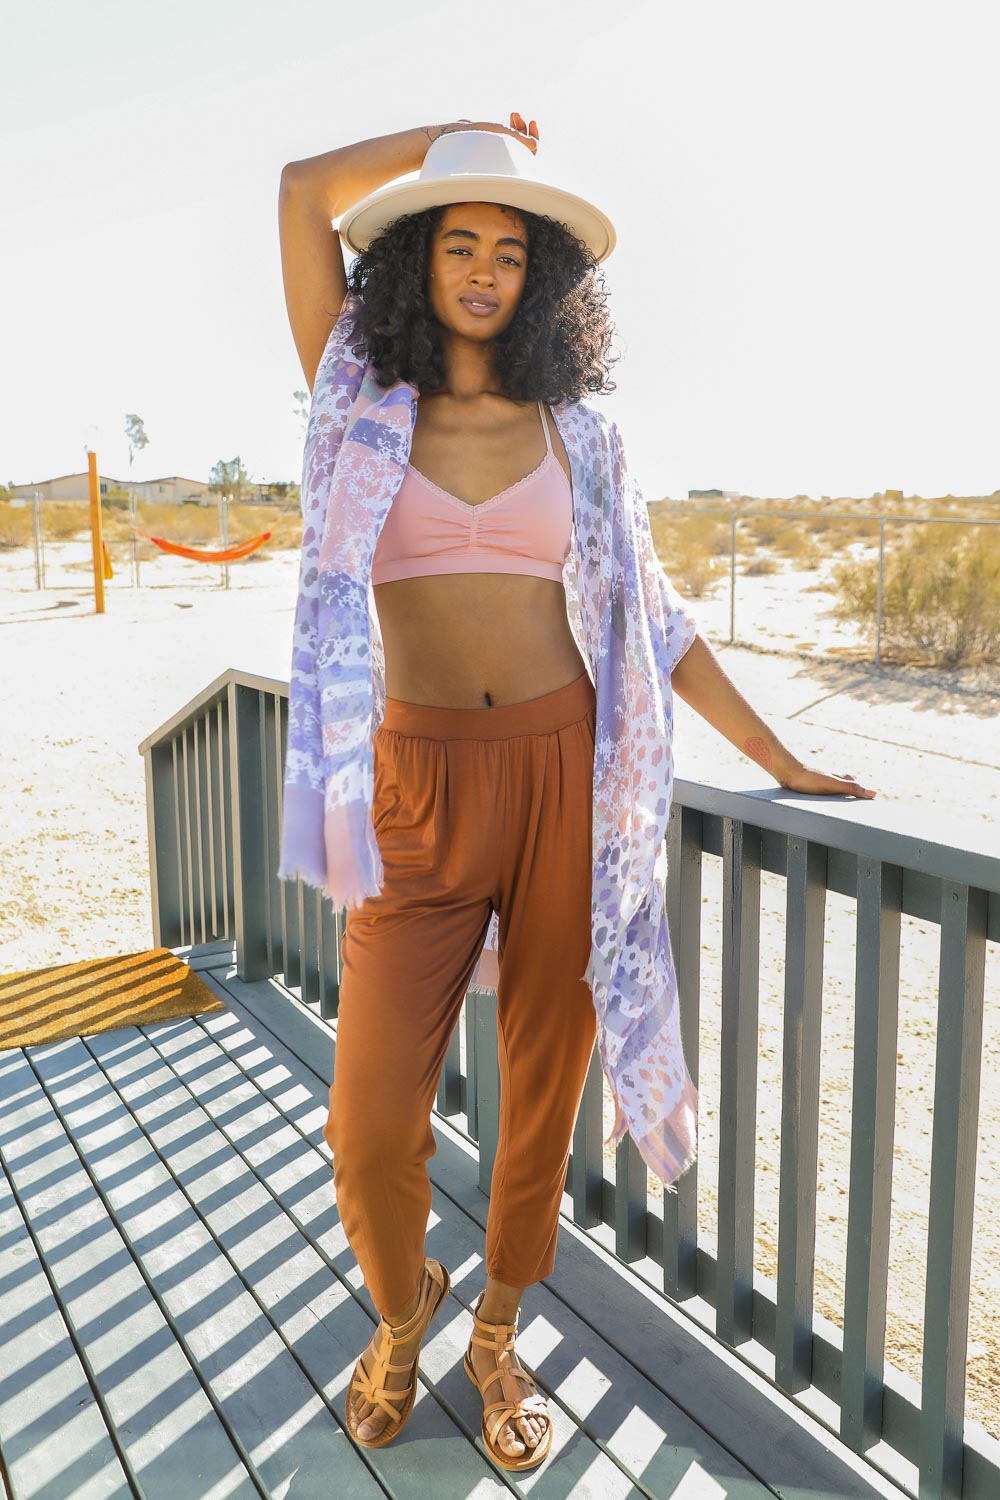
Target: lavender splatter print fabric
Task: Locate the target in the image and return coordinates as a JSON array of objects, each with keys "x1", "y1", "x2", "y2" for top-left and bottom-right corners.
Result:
[{"x1": 279, "y1": 293, "x2": 700, "y2": 1188}]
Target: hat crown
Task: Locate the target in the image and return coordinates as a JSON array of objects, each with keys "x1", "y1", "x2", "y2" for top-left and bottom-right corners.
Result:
[
  {"x1": 418, "y1": 129, "x2": 537, "y2": 185},
  {"x1": 338, "y1": 129, "x2": 615, "y2": 263}
]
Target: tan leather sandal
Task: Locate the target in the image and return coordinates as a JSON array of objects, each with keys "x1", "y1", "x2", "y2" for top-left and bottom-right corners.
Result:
[
  {"x1": 463, "y1": 1291, "x2": 553, "y2": 1471},
  {"x1": 346, "y1": 1257, "x2": 451, "y2": 1448}
]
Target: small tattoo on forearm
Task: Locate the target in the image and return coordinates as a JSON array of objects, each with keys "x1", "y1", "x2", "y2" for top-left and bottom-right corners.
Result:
[{"x1": 743, "y1": 736, "x2": 772, "y2": 771}]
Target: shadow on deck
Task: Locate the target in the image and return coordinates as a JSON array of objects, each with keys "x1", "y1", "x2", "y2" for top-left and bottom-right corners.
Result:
[{"x1": 0, "y1": 941, "x2": 913, "y2": 1500}]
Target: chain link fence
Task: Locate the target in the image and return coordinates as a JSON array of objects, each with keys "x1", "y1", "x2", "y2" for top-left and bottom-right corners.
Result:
[
  {"x1": 0, "y1": 492, "x2": 303, "y2": 593},
  {"x1": 4, "y1": 491, "x2": 998, "y2": 688},
  {"x1": 648, "y1": 504, "x2": 1000, "y2": 689}
]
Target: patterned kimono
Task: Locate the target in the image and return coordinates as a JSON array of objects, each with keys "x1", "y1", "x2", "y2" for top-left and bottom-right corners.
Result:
[{"x1": 279, "y1": 292, "x2": 700, "y2": 1188}]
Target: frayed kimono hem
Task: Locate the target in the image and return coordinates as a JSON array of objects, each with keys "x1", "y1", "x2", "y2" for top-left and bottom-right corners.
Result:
[{"x1": 605, "y1": 1072, "x2": 699, "y2": 1192}]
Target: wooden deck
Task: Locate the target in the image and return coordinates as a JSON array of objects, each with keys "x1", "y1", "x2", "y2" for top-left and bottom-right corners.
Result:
[{"x1": 0, "y1": 943, "x2": 912, "y2": 1500}]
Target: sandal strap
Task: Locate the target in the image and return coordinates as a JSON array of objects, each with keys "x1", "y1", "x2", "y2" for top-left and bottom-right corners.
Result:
[
  {"x1": 471, "y1": 1294, "x2": 520, "y2": 1339},
  {"x1": 384, "y1": 1260, "x2": 441, "y2": 1344},
  {"x1": 352, "y1": 1373, "x2": 413, "y2": 1426},
  {"x1": 349, "y1": 1258, "x2": 446, "y2": 1432},
  {"x1": 470, "y1": 1329, "x2": 517, "y2": 1353},
  {"x1": 356, "y1": 1356, "x2": 414, "y2": 1378},
  {"x1": 483, "y1": 1393, "x2": 551, "y2": 1447},
  {"x1": 467, "y1": 1293, "x2": 551, "y2": 1449},
  {"x1": 352, "y1": 1368, "x2": 414, "y2": 1403}
]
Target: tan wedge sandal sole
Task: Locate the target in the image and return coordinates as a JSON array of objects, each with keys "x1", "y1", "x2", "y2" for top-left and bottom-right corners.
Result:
[
  {"x1": 463, "y1": 1292, "x2": 553, "y2": 1472},
  {"x1": 346, "y1": 1256, "x2": 451, "y2": 1448}
]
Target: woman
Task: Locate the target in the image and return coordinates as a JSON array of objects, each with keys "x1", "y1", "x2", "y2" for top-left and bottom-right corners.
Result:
[{"x1": 277, "y1": 113, "x2": 876, "y2": 1471}]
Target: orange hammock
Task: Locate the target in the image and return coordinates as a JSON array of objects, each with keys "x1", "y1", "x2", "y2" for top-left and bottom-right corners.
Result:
[{"x1": 132, "y1": 528, "x2": 271, "y2": 563}]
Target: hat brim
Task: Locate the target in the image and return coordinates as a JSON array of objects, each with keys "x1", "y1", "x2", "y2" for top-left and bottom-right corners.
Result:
[{"x1": 337, "y1": 176, "x2": 616, "y2": 263}]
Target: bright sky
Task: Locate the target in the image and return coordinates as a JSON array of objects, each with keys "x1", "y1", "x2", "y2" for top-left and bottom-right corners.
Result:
[{"x1": 2, "y1": 0, "x2": 997, "y2": 502}]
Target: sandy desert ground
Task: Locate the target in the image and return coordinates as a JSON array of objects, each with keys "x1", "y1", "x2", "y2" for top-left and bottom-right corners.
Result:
[{"x1": 2, "y1": 544, "x2": 997, "y2": 1445}]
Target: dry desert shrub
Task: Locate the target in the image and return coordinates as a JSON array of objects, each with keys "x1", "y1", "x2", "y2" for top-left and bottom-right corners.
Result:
[
  {"x1": 749, "y1": 521, "x2": 822, "y2": 569},
  {"x1": 0, "y1": 503, "x2": 35, "y2": 550},
  {"x1": 830, "y1": 522, "x2": 1000, "y2": 667},
  {"x1": 648, "y1": 509, "x2": 729, "y2": 598},
  {"x1": 46, "y1": 504, "x2": 88, "y2": 540},
  {"x1": 743, "y1": 555, "x2": 778, "y2": 575},
  {"x1": 742, "y1": 512, "x2": 787, "y2": 549}
]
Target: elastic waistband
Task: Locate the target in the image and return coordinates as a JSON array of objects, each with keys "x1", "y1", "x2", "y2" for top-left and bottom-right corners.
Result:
[{"x1": 380, "y1": 670, "x2": 595, "y2": 741}]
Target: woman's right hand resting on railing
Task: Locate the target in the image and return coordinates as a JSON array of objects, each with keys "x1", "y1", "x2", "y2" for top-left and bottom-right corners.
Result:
[{"x1": 671, "y1": 634, "x2": 878, "y2": 799}]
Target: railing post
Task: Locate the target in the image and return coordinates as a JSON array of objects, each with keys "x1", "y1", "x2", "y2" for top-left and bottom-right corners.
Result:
[
  {"x1": 919, "y1": 881, "x2": 987, "y2": 1498},
  {"x1": 841, "y1": 858, "x2": 901, "y2": 1452},
  {"x1": 229, "y1": 681, "x2": 271, "y2": 981},
  {"x1": 717, "y1": 816, "x2": 761, "y2": 1347},
  {"x1": 662, "y1": 803, "x2": 702, "y2": 1300},
  {"x1": 570, "y1": 1051, "x2": 604, "y2": 1228},
  {"x1": 143, "y1": 743, "x2": 184, "y2": 948},
  {"x1": 775, "y1": 836, "x2": 827, "y2": 1393},
  {"x1": 471, "y1": 991, "x2": 501, "y2": 1195},
  {"x1": 318, "y1": 900, "x2": 342, "y2": 1020}
]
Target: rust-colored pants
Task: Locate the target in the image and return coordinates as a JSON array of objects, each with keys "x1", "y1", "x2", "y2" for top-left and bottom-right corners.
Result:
[{"x1": 325, "y1": 670, "x2": 598, "y2": 1317}]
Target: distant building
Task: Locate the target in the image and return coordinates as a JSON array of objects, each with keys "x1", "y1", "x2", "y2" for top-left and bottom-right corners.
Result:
[
  {"x1": 9, "y1": 473, "x2": 212, "y2": 504},
  {"x1": 242, "y1": 481, "x2": 297, "y2": 504},
  {"x1": 687, "y1": 488, "x2": 744, "y2": 503}
]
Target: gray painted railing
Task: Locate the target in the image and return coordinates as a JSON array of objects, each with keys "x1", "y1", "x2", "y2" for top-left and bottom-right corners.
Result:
[{"x1": 139, "y1": 667, "x2": 1000, "y2": 1500}]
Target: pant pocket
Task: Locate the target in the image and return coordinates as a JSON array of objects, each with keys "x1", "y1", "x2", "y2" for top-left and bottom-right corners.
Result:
[{"x1": 373, "y1": 729, "x2": 405, "y2": 837}]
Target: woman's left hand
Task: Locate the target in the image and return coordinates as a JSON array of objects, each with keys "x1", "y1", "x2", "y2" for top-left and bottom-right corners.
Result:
[{"x1": 777, "y1": 763, "x2": 877, "y2": 799}]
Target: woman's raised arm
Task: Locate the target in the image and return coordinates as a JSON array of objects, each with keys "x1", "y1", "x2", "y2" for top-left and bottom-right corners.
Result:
[
  {"x1": 279, "y1": 126, "x2": 442, "y2": 390},
  {"x1": 278, "y1": 115, "x2": 539, "y2": 390}
]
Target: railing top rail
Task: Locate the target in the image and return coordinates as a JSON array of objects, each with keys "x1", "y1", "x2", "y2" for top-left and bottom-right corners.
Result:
[
  {"x1": 137, "y1": 668, "x2": 999, "y2": 896},
  {"x1": 676, "y1": 775, "x2": 1000, "y2": 895},
  {"x1": 137, "y1": 666, "x2": 288, "y2": 756}
]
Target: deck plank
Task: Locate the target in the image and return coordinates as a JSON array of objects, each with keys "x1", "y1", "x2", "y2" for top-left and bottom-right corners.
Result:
[
  {"x1": 216, "y1": 967, "x2": 911, "y2": 1500},
  {"x1": 0, "y1": 1046, "x2": 257, "y2": 1500},
  {"x1": 178, "y1": 972, "x2": 779, "y2": 1498},
  {"x1": 0, "y1": 1153, "x2": 131, "y2": 1500},
  {"x1": 84, "y1": 1023, "x2": 507, "y2": 1499},
  {"x1": 29, "y1": 1035, "x2": 384, "y2": 1500},
  {"x1": 0, "y1": 952, "x2": 913, "y2": 1500},
  {"x1": 142, "y1": 1011, "x2": 643, "y2": 1498}
]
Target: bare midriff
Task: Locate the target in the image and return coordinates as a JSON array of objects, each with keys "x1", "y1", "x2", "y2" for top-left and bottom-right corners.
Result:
[
  {"x1": 372, "y1": 394, "x2": 588, "y2": 710},
  {"x1": 373, "y1": 572, "x2": 588, "y2": 709}
]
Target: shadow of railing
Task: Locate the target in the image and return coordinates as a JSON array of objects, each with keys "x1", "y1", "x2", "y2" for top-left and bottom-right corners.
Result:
[{"x1": 139, "y1": 667, "x2": 1000, "y2": 1499}]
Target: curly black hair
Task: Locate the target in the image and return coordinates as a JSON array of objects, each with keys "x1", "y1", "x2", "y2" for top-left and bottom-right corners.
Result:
[{"x1": 343, "y1": 202, "x2": 619, "y2": 403}]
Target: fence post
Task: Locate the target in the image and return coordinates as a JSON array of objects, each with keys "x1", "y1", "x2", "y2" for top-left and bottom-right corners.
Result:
[
  {"x1": 130, "y1": 490, "x2": 141, "y2": 588},
  {"x1": 219, "y1": 491, "x2": 231, "y2": 591},
  {"x1": 730, "y1": 512, "x2": 737, "y2": 645},
  {"x1": 32, "y1": 492, "x2": 45, "y2": 590},
  {"x1": 875, "y1": 518, "x2": 885, "y2": 669}
]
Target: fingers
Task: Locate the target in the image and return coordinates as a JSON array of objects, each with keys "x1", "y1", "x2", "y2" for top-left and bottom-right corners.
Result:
[
  {"x1": 509, "y1": 111, "x2": 540, "y2": 149},
  {"x1": 788, "y1": 768, "x2": 877, "y2": 799},
  {"x1": 835, "y1": 774, "x2": 877, "y2": 799}
]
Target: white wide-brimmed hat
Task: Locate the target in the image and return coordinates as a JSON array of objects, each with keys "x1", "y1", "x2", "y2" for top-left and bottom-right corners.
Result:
[{"x1": 337, "y1": 129, "x2": 616, "y2": 263}]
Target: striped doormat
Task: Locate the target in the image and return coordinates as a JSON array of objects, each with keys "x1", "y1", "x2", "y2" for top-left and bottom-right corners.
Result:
[{"x1": 0, "y1": 947, "x2": 227, "y2": 1052}]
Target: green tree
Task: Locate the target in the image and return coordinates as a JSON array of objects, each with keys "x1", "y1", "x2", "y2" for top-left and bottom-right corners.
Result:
[
  {"x1": 293, "y1": 389, "x2": 309, "y2": 437},
  {"x1": 209, "y1": 457, "x2": 250, "y2": 501},
  {"x1": 125, "y1": 413, "x2": 149, "y2": 473}
]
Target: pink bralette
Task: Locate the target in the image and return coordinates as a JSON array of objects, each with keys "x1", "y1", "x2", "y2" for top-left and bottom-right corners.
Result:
[{"x1": 371, "y1": 400, "x2": 572, "y2": 585}]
